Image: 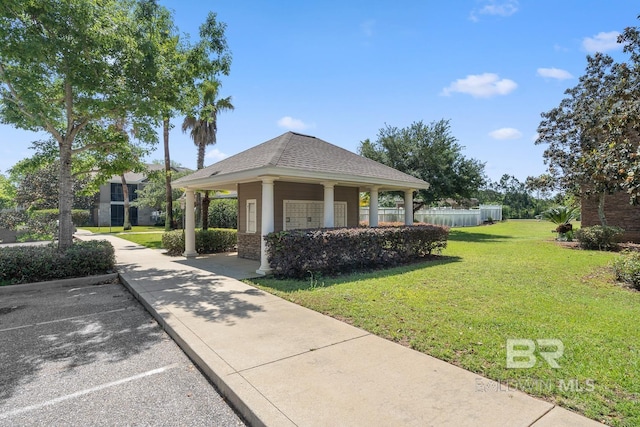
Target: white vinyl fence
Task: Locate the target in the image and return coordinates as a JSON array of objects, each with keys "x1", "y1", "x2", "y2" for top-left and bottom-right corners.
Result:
[{"x1": 359, "y1": 205, "x2": 502, "y2": 227}]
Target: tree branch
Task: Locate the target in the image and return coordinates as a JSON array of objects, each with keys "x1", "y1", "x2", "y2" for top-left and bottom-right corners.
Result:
[
  {"x1": 0, "y1": 62, "x2": 64, "y2": 144},
  {"x1": 70, "y1": 139, "x2": 118, "y2": 155}
]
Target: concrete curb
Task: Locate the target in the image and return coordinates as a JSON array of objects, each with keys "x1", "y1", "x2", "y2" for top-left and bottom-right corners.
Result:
[
  {"x1": 117, "y1": 272, "x2": 270, "y2": 427},
  {"x1": 0, "y1": 273, "x2": 119, "y2": 294}
]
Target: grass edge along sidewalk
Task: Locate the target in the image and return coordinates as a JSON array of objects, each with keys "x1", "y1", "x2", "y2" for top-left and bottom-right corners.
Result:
[{"x1": 248, "y1": 220, "x2": 639, "y2": 427}]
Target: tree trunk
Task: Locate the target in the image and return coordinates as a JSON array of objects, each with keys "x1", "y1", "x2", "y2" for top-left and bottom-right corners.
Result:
[
  {"x1": 121, "y1": 173, "x2": 131, "y2": 230},
  {"x1": 195, "y1": 141, "x2": 206, "y2": 228},
  {"x1": 163, "y1": 118, "x2": 173, "y2": 231},
  {"x1": 202, "y1": 190, "x2": 210, "y2": 230},
  {"x1": 195, "y1": 193, "x2": 202, "y2": 228},
  {"x1": 197, "y1": 141, "x2": 206, "y2": 170},
  {"x1": 58, "y1": 140, "x2": 74, "y2": 251},
  {"x1": 597, "y1": 191, "x2": 607, "y2": 226}
]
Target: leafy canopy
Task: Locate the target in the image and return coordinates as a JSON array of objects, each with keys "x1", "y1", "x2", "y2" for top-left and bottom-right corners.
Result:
[
  {"x1": 9, "y1": 158, "x2": 93, "y2": 210},
  {"x1": 0, "y1": 0, "x2": 228, "y2": 248},
  {"x1": 133, "y1": 163, "x2": 191, "y2": 212},
  {"x1": 536, "y1": 16, "x2": 640, "y2": 224},
  {"x1": 0, "y1": 0, "x2": 178, "y2": 249},
  {"x1": 0, "y1": 172, "x2": 16, "y2": 209},
  {"x1": 359, "y1": 120, "x2": 486, "y2": 207}
]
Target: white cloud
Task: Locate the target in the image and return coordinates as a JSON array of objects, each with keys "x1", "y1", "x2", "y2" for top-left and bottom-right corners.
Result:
[
  {"x1": 582, "y1": 31, "x2": 621, "y2": 53},
  {"x1": 441, "y1": 73, "x2": 517, "y2": 98},
  {"x1": 489, "y1": 127, "x2": 522, "y2": 140},
  {"x1": 205, "y1": 148, "x2": 228, "y2": 162},
  {"x1": 277, "y1": 116, "x2": 313, "y2": 131},
  {"x1": 537, "y1": 67, "x2": 573, "y2": 80},
  {"x1": 553, "y1": 44, "x2": 569, "y2": 52},
  {"x1": 470, "y1": 0, "x2": 518, "y2": 21},
  {"x1": 360, "y1": 19, "x2": 375, "y2": 37}
]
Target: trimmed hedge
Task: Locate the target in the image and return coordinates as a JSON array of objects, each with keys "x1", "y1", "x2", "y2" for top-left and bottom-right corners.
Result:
[
  {"x1": 162, "y1": 229, "x2": 237, "y2": 256},
  {"x1": 575, "y1": 225, "x2": 624, "y2": 251},
  {"x1": 0, "y1": 240, "x2": 115, "y2": 285},
  {"x1": 265, "y1": 225, "x2": 450, "y2": 278}
]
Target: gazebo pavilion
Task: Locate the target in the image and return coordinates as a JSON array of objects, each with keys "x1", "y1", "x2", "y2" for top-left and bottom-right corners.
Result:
[{"x1": 173, "y1": 132, "x2": 430, "y2": 275}]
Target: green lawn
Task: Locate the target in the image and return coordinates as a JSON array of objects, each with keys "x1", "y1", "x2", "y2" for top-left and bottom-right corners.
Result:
[
  {"x1": 116, "y1": 232, "x2": 164, "y2": 249},
  {"x1": 247, "y1": 220, "x2": 639, "y2": 427},
  {"x1": 79, "y1": 225, "x2": 165, "y2": 234},
  {"x1": 79, "y1": 226, "x2": 165, "y2": 249}
]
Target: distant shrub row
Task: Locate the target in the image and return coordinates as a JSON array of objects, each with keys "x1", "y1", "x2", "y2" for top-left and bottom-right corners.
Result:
[
  {"x1": 162, "y1": 229, "x2": 237, "y2": 256},
  {"x1": 265, "y1": 225, "x2": 450, "y2": 279},
  {"x1": 0, "y1": 240, "x2": 115, "y2": 285},
  {"x1": 0, "y1": 209, "x2": 90, "y2": 241}
]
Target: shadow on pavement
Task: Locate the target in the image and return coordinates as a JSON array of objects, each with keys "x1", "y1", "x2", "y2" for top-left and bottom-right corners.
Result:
[
  {"x1": 118, "y1": 264, "x2": 266, "y2": 326},
  {"x1": 0, "y1": 283, "x2": 164, "y2": 402}
]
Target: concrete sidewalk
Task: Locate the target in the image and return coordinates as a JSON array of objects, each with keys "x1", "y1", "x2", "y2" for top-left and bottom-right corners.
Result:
[{"x1": 77, "y1": 232, "x2": 605, "y2": 427}]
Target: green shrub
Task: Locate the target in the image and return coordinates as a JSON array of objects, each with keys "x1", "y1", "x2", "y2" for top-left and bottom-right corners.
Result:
[
  {"x1": 265, "y1": 225, "x2": 450, "y2": 279},
  {"x1": 196, "y1": 228, "x2": 237, "y2": 253},
  {"x1": 72, "y1": 210, "x2": 91, "y2": 226},
  {"x1": 25, "y1": 209, "x2": 59, "y2": 236},
  {"x1": 13, "y1": 209, "x2": 92, "y2": 240},
  {"x1": 162, "y1": 231, "x2": 183, "y2": 256},
  {"x1": 612, "y1": 250, "x2": 640, "y2": 290},
  {"x1": 0, "y1": 210, "x2": 28, "y2": 229},
  {"x1": 0, "y1": 240, "x2": 115, "y2": 285},
  {"x1": 208, "y1": 199, "x2": 237, "y2": 229},
  {"x1": 162, "y1": 229, "x2": 237, "y2": 256},
  {"x1": 28, "y1": 209, "x2": 90, "y2": 226},
  {"x1": 575, "y1": 225, "x2": 624, "y2": 251}
]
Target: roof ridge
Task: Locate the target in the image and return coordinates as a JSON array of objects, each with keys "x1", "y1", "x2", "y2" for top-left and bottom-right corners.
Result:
[
  {"x1": 268, "y1": 132, "x2": 294, "y2": 166},
  {"x1": 173, "y1": 131, "x2": 429, "y2": 189}
]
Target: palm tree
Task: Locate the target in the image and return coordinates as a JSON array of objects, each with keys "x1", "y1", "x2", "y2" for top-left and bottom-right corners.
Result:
[{"x1": 182, "y1": 79, "x2": 234, "y2": 229}]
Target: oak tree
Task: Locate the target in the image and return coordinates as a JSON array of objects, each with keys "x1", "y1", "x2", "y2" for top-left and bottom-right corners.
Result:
[
  {"x1": 359, "y1": 120, "x2": 486, "y2": 208},
  {"x1": 0, "y1": 0, "x2": 168, "y2": 249}
]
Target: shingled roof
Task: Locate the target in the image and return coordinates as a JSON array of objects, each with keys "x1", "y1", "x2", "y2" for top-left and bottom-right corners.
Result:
[{"x1": 174, "y1": 132, "x2": 429, "y2": 190}]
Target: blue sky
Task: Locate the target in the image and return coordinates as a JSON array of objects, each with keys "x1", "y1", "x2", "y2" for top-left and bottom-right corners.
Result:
[{"x1": 1, "y1": 1, "x2": 638, "y2": 184}]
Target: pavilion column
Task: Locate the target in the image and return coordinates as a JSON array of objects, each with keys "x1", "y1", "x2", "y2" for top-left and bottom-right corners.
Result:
[
  {"x1": 369, "y1": 187, "x2": 379, "y2": 227},
  {"x1": 257, "y1": 177, "x2": 275, "y2": 275},
  {"x1": 323, "y1": 182, "x2": 336, "y2": 228},
  {"x1": 404, "y1": 189, "x2": 414, "y2": 225},
  {"x1": 183, "y1": 189, "x2": 197, "y2": 258}
]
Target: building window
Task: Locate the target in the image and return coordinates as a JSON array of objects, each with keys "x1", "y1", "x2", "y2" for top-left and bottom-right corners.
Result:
[
  {"x1": 110, "y1": 183, "x2": 138, "y2": 202},
  {"x1": 246, "y1": 199, "x2": 257, "y2": 233},
  {"x1": 111, "y1": 183, "x2": 123, "y2": 201},
  {"x1": 110, "y1": 205, "x2": 139, "y2": 226}
]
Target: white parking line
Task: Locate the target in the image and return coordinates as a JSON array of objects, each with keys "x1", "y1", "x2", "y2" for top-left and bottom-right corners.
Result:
[
  {"x1": 0, "y1": 308, "x2": 128, "y2": 333},
  {"x1": 0, "y1": 364, "x2": 179, "y2": 420}
]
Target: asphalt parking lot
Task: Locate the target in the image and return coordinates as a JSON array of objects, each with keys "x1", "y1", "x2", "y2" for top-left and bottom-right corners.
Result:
[{"x1": 0, "y1": 280, "x2": 246, "y2": 426}]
